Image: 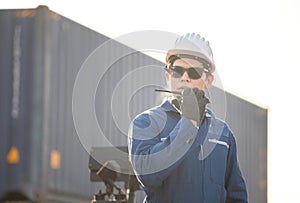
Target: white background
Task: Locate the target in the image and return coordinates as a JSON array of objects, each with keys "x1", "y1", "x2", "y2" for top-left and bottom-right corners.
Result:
[{"x1": 2, "y1": 0, "x2": 300, "y2": 202}]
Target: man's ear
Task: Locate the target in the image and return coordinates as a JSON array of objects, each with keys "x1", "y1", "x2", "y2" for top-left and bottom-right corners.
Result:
[
  {"x1": 204, "y1": 74, "x2": 214, "y2": 89},
  {"x1": 165, "y1": 71, "x2": 170, "y2": 81}
]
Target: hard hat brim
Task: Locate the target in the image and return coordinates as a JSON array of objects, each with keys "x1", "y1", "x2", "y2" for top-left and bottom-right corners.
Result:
[{"x1": 166, "y1": 49, "x2": 215, "y2": 72}]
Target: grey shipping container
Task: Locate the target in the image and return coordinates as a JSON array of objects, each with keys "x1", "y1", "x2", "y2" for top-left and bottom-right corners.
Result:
[{"x1": 0, "y1": 6, "x2": 267, "y2": 203}]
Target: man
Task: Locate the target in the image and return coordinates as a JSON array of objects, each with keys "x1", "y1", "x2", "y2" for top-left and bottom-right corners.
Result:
[{"x1": 128, "y1": 33, "x2": 248, "y2": 202}]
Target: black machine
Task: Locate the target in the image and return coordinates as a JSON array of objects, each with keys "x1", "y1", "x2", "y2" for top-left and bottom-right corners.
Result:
[{"x1": 89, "y1": 147, "x2": 139, "y2": 203}]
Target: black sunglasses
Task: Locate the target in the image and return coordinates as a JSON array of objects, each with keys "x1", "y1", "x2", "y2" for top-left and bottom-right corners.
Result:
[{"x1": 165, "y1": 66, "x2": 209, "y2": 80}]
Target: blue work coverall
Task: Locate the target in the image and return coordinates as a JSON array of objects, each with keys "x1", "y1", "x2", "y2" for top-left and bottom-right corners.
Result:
[{"x1": 128, "y1": 99, "x2": 248, "y2": 203}]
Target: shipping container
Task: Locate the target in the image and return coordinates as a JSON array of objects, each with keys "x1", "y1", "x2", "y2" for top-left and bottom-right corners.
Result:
[
  {"x1": 0, "y1": 6, "x2": 267, "y2": 203},
  {"x1": 0, "y1": 6, "x2": 109, "y2": 202}
]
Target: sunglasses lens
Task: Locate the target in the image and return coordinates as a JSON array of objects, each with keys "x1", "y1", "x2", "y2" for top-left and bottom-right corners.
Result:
[
  {"x1": 170, "y1": 66, "x2": 184, "y2": 78},
  {"x1": 188, "y1": 68, "x2": 203, "y2": 79}
]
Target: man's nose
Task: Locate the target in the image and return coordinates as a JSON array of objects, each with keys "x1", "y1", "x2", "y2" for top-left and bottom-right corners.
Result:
[{"x1": 181, "y1": 71, "x2": 191, "y2": 81}]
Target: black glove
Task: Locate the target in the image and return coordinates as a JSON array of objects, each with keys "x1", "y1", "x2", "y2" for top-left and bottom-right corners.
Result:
[{"x1": 180, "y1": 87, "x2": 210, "y2": 125}]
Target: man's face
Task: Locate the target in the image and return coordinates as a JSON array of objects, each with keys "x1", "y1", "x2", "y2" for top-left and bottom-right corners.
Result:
[{"x1": 165, "y1": 58, "x2": 214, "y2": 92}]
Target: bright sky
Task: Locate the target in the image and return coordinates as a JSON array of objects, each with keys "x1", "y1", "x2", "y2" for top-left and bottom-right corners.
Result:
[{"x1": 2, "y1": 0, "x2": 300, "y2": 202}]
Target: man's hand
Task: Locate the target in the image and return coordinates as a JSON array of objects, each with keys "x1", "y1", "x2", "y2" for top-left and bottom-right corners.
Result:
[{"x1": 180, "y1": 88, "x2": 210, "y2": 126}]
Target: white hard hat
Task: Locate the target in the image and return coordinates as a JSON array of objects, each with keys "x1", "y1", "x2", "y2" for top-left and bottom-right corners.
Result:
[{"x1": 166, "y1": 33, "x2": 215, "y2": 72}]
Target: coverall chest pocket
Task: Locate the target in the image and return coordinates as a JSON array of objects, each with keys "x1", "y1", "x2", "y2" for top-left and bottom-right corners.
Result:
[{"x1": 209, "y1": 140, "x2": 229, "y2": 185}]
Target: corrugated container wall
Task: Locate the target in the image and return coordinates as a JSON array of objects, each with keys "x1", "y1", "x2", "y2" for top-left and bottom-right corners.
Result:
[
  {"x1": 0, "y1": 6, "x2": 109, "y2": 202},
  {"x1": 0, "y1": 6, "x2": 267, "y2": 203}
]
